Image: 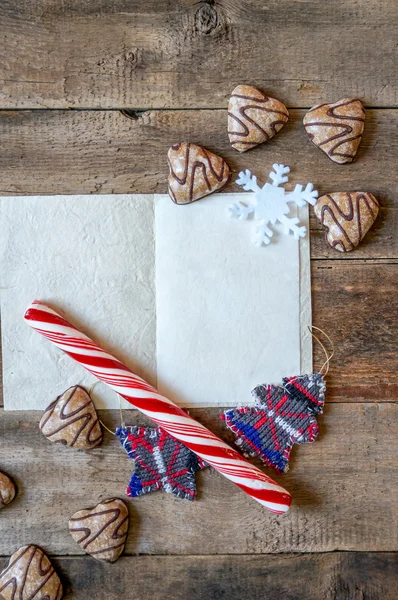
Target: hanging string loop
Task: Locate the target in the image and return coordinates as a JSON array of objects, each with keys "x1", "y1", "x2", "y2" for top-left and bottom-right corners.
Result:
[
  {"x1": 88, "y1": 380, "x2": 125, "y2": 435},
  {"x1": 308, "y1": 326, "x2": 334, "y2": 376}
]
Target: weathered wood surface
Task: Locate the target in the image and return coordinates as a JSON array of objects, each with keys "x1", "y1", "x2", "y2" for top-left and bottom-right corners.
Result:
[
  {"x1": 0, "y1": 108, "x2": 396, "y2": 259},
  {"x1": 1, "y1": 1, "x2": 397, "y2": 593},
  {"x1": 312, "y1": 260, "x2": 398, "y2": 402},
  {"x1": 0, "y1": 402, "x2": 397, "y2": 556},
  {"x1": 0, "y1": 0, "x2": 397, "y2": 109},
  {"x1": 0, "y1": 553, "x2": 397, "y2": 599}
]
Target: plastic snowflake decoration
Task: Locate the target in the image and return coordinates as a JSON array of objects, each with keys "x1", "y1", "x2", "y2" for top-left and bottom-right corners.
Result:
[{"x1": 228, "y1": 164, "x2": 318, "y2": 246}]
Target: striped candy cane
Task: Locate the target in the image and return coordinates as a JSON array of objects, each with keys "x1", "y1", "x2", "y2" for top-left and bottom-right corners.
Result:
[{"x1": 25, "y1": 301, "x2": 291, "y2": 514}]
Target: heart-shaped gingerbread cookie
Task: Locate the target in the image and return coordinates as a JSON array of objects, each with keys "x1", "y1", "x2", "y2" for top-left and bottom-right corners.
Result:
[
  {"x1": 228, "y1": 85, "x2": 289, "y2": 152},
  {"x1": 69, "y1": 498, "x2": 129, "y2": 563},
  {"x1": 314, "y1": 192, "x2": 379, "y2": 252},
  {"x1": 0, "y1": 545, "x2": 63, "y2": 600},
  {"x1": 167, "y1": 142, "x2": 230, "y2": 204},
  {"x1": 0, "y1": 471, "x2": 16, "y2": 508},
  {"x1": 303, "y1": 98, "x2": 365, "y2": 164},
  {"x1": 39, "y1": 385, "x2": 103, "y2": 449}
]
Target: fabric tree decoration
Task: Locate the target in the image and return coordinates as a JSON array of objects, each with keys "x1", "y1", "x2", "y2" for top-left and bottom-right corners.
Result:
[
  {"x1": 115, "y1": 426, "x2": 206, "y2": 501},
  {"x1": 222, "y1": 374, "x2": 326, "y2": 473}
]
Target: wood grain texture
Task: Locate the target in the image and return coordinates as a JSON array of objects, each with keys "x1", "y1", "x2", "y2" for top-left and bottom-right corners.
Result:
[
  {"x1": 0, "y1": 553, "x2": 397, "y2": 599},
  {"x1": 312, "y1": 260, "x2": 398, "y2": 402},
  {"x1": 0, "y1": 0, "x2": 397, "y2": 109},
  {"x1": 1, "y1": 0, "x2": 397, "y2": 592},
  {"x1": 0, "y1": 402, "x2": 397, "y2": 556},
  {"x1": 0, "y1": 108, "x2": 396, "y2": 259}
]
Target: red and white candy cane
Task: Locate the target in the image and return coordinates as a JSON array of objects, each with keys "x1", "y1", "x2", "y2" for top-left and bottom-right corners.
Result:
[{"x1": 25, "y1": 301, "x2": 292, "y2": 514}]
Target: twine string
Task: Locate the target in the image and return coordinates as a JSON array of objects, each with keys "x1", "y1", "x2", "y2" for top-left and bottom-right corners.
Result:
[
  {"x1": 308, "y1": 326, "x2": 334, "y2": 376},
  {"x1": 88, "y1": 379, "x2": 125, "y2": 435},
  {"x1": 99, "y1": 418, "x2": 115, "y2": 436},
  {"x1": 119, "y1": 393, "x2": 125, "y2": 429}
]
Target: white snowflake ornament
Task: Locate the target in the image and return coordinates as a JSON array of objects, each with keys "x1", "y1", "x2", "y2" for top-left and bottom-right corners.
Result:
[{"x1": 228, "y1": 164, "x2": 318, "y2": 246}]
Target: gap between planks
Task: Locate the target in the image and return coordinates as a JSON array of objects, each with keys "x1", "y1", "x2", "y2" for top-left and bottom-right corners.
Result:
[{"x1": 0, "y1": 106, "x2": 397, "y2": 111}]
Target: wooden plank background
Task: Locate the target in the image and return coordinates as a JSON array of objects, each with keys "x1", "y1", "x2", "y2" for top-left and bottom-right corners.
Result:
[
  {"x1": 1, "y1": 553, "x2": 398, "y2": 600},
  {"x1": 0, "y1": 1, "x2": 397, "y2": 598},
  {"x1": 0, "y1": 0, "x2": 397, "y2": 109}
]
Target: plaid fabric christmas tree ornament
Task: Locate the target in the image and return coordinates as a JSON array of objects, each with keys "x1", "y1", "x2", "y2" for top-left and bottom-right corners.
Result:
[
  {"x1": 115, "y1": 426, "x2": 206, "y2": 501},
  {"x1": 222, "y1": 373, "x2": 326, "y2": 474}
]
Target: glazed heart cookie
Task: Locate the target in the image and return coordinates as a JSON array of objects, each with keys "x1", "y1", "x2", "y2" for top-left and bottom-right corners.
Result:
[
  {"x1": 39, "y1": 385, "x2": 103, "y2": 449},
  {"x1": 0, "y1": 545, "x2": 63, "y2": 600},
  {"x1": 314, "y1": 192, "x2": 379, "y2": 252},
  {"x1": 228, "y1": 85, "x2": 289, "y2": 152},
  {"x1": 69, "y1": 498, "x2": 129, "y2": 563},
  {"x1": 167, "y1": 142, "x2": 230, "y2": 204},
  {"x1": 0, "y1": 471, "x2": 16, "y2": 508},
  {"x1": 303, "y1": 98, "x2": 365, "y2": 164}
]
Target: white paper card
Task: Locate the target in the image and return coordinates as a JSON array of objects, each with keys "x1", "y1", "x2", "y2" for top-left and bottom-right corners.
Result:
[
  {"x1": 0, "y1": 194, "x2": 312, "y2": 410},
  {"x1": 155, "y1": 194, "x2": 312, "y2": 407},
  {"x1": 0, "y1": 195, "x2": 156, "y2": 410}
]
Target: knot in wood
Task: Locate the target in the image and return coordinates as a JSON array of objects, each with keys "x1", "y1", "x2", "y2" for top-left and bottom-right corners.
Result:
[{"x1": 195, "y1": 1, "x2": 219, "y2": 34}]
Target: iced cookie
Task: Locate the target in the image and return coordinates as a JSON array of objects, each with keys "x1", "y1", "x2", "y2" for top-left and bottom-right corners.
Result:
[
  {"x1": 167, "y1": 142, "x2": 230, "y2": 204},
  {"x1": 40, "y1": 385, "x2": 102, "y2": 449},
  {"x1": 0, "y1": 545, "x2": 63, "y2": 600},
  {"x1": 228, "y1": 85, "x2": 289, "y2": 152},
  {"x1": 69, "y1": 498, "x2": 129, "y2": 563},
  {"x1": 303, "y1": 98, "x2": 365, "y2": 164},
  {"x1": 314, "y1": 191, "x2": 379, "y2": 252}
]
